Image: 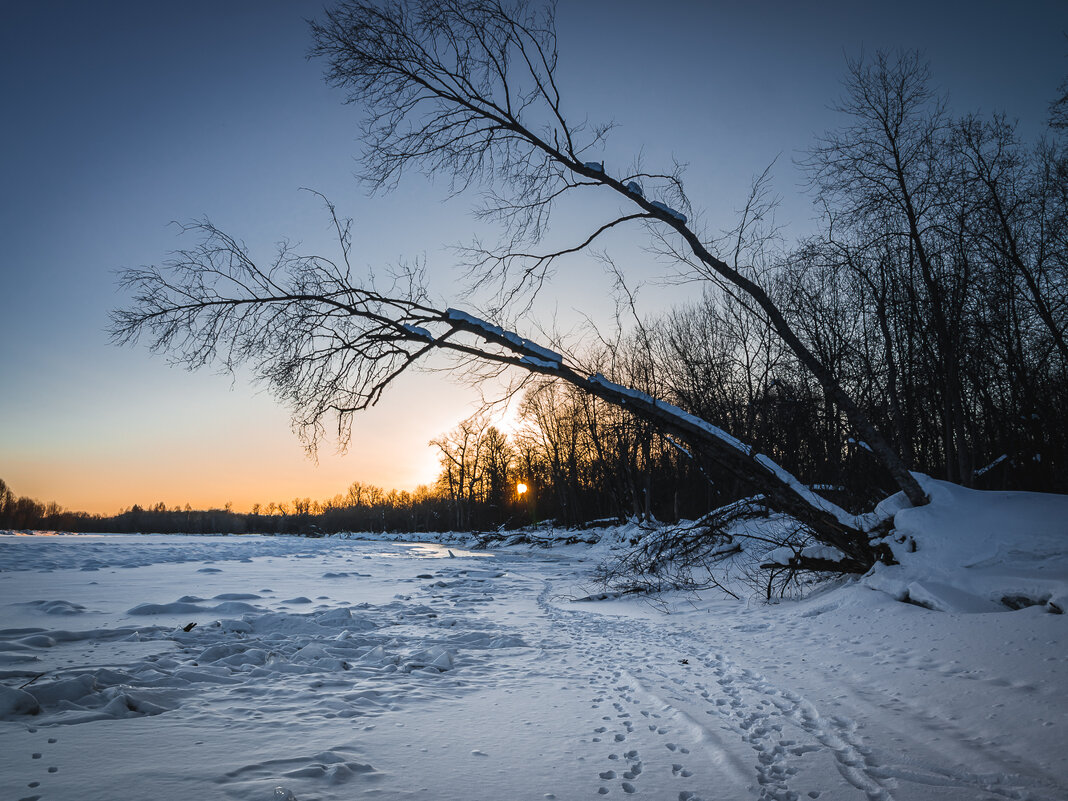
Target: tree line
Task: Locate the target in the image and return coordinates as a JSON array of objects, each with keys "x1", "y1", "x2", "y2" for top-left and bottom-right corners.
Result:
[{"x1": 0, "y1": 477, "x2": 454, "y2": 535}]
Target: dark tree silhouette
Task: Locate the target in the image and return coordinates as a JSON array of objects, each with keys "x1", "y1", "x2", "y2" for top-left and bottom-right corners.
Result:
[
  {"x1": 305, "y1": 0, "x2": 927, "y2": 508},
  {"x1": 126, "y1": 3, "x2": 1068, "y2": 574},
  {"x1": 111, "y1": 204, "x2": 879, "y2": 569}
]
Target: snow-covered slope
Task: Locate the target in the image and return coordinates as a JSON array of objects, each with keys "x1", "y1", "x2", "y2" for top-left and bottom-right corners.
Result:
[{"x1": 863, "y1": 476, "x2": 1068, "y2": 613}]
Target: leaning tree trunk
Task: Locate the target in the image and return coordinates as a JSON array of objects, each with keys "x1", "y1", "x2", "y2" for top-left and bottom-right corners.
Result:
[{"x1": 443, "y1": 312, "x2": 879, "y2": 573}]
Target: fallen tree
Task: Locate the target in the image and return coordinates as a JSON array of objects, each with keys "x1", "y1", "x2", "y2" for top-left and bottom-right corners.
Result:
[
  {"x1": 112, "y1": 217, "x2": 879, "y2": 572},
  {"x1": 112, "y1": 0, "x2": 941, "y2": 575},
  {"x1": 307, "y1": 0, "x2": 927, "y2": 509}
]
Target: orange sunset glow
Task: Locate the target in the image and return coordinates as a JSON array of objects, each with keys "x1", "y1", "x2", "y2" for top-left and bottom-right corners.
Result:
[{"x1": 4, "y1": 372, "x2": 474, "y2": 516}]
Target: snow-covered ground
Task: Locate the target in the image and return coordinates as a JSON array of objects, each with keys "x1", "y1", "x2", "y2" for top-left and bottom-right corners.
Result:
[{"x1": 1, "y1": 498, "x2": 1065, "y2": 801}]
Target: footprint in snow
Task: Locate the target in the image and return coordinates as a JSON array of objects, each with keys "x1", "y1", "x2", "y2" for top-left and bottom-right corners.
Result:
[{"x1": 622, "y1": 762, "x2": 642, "y2": 779}]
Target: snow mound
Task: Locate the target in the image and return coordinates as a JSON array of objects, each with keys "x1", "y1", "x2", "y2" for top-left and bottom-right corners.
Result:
[
  {"x1": 21, "y1": 599, "x2": 88, "y2": 615},
  {"x1": 864, "y1": 476, "x2": 1068, "y2": 613},
  {"x1": 0, "y1": 684, "x2": 40, "y2": 716}
]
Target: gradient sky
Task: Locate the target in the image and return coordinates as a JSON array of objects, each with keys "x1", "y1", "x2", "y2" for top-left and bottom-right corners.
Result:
[{"x1": 2, "y1": 1, "x2": 1065, "y2": 515}]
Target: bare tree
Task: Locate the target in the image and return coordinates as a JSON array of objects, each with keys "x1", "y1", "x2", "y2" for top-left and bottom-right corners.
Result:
[
  {"x1": 951, "y1": 114, "x2": 1068, "y2": 367},
  {"x1": 805, "y1": 50, "x2": 981, "y2": 484},
  {"x1": 111, "y1": 209, "x2": 878, "y2": 570},
  {"x1": 795, "y1": 52, "x2": 1068, "y2": 491},
  {"x1": 307, "y1": 0, "x2": 926, "y2": 507},
  {"x1": 432, "y1": 413, "x2": 491, "y2": 529},
  {"x1": 114, "y1": 1, "x2": 985, "y2": 572}
]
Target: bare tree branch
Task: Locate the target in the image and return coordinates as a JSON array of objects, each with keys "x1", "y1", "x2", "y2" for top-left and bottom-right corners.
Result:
[{"x1": 309, "y1": 0, "x2": 927, "y2": 506}]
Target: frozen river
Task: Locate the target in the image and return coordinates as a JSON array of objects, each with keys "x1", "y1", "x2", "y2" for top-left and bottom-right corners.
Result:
[{"x1": 1, "y1": 532, "x2": 1065, "y2": 801}]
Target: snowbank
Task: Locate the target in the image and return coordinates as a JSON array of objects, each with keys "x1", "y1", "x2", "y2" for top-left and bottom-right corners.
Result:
[{"x1": 864, "y1": 476, "x2": 1068, "y2": 613}]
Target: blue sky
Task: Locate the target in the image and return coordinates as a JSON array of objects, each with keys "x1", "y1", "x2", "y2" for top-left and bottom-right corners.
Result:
[{"x1": 2, "y1": 0, "x2": 1065, "y2": 514}]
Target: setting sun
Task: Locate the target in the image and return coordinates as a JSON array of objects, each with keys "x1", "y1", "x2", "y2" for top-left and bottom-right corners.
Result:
[{"x1": 516, "y1": 482, "x2": 528, "y2": 496}]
